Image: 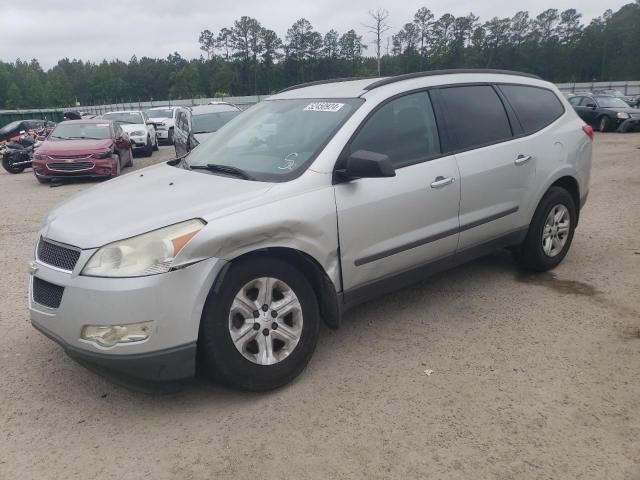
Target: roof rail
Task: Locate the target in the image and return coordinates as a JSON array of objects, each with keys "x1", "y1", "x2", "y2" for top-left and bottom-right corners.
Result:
[
  {"x1": 364, "y1": 69, "x2": 542, "y2": 91},
  {"x1": 278, "y1": 76, "x2": 375, "y2": 94}
]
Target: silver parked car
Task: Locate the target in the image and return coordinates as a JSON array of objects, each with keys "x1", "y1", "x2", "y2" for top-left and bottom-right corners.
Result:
[{"x1": 29, "y1": 70, "x2": 593, "y2": 391}]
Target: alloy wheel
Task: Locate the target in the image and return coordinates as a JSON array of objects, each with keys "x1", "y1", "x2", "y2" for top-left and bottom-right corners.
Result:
[
  {"x1": 228, "y1": 277, "x2": 303, "y2": 365},
  {"x1": 542, "y1": 204, "x2": 570, "y2": 257}
]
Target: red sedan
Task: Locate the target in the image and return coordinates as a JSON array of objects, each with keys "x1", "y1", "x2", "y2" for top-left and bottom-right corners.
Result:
[{"x1": 32, "y1": 119, "x2": 133, "y2": 183}]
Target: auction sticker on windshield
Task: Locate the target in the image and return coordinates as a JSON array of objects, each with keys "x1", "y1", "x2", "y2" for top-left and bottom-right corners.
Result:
[{"x1": 304, "y1": 102, "x2": 344, "y2": 112}]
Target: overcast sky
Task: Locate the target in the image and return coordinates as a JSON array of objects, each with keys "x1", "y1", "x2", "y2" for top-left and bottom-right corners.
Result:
[{"x1": 0, "y1": 0, "x2": 628, "y2": 69}]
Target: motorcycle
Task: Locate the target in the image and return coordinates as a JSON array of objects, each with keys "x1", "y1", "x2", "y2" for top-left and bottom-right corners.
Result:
[{"x1": 2, "y1": 131, "x2": 38, "y2": 174}]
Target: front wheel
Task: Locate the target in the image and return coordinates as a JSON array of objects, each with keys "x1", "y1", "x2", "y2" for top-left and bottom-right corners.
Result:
[
  {"x1": 167, "y1": 128, "x2": 174, "y2": 145},
  {"x1": 152, "y1": 135, "x2": 159, "y2": 151},
  {"x1": 198, "y1": 257, "x2": 320, "y2": 391},
  {"x1": 598, "y1": 115, "x2": 612, "y2": 132},
  {"x1": 2, "y1": 154, "x2": 26, "y2": 174},
  {"x1": 515, "y1": 186, "x2": 577, "y2": 272},
  {"x1": 144, "y1": 136, "x2": 153, "y2": 157}
]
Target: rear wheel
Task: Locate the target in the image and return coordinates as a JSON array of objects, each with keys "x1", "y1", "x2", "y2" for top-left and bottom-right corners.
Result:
[
  {"x1": 198, "y1": 257, "x2": 320, "y2": 391},
  {"x1": 515, "y1": 186, "x2": 577, "y2": 272},
  {"x1": 598, "y1": 115, "x2": 612, "y2": 132}
]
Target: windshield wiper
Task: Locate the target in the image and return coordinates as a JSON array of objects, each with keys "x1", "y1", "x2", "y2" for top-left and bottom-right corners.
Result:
[
  {"x1": 190, "y1": 163, "x2": 254, "y2": 180},
  {"x1": 192, "y1": 131, "x2": 212, "y2": 134},
  {"x1": 49, "y1": 135, "x2": 68, "y2": 140}
]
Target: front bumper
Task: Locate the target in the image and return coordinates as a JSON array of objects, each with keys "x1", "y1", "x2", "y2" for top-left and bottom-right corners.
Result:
[
  {"x1": 616, "y1": 118, "x2": 640, "y2": 133},
  {"x1": 129, "y1": 136, "x2": 148, "y2": 149},
  {"x1": 155, "y1": 128, "x2": 169, "y2": 140},
  {"x1": 29, "y1": 253, "x2": 225, "y2": 388},
  {"x1": 33, "y1": 158, "x2": 115, "y2": 178}
]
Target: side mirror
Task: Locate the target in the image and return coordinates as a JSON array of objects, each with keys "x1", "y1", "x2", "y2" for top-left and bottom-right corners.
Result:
[
  {"x1": 336, "y1": 150, "x2": 396, "y2": 180},
  {"x1": 586, "y1": 103, "x2": 596, "y2": 109}
]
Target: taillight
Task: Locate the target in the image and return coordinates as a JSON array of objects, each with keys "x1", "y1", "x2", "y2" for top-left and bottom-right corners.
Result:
[{"x1": 582, "y1": 125, "x2": 594, "y2": 140}]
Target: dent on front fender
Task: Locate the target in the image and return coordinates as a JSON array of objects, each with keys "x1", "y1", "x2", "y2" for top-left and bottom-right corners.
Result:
[{"x1": 181, "y1": 186, "x2": 342, "y2": 291}]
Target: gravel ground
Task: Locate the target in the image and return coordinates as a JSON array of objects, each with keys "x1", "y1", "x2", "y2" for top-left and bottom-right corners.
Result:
[{"x1": 0, "y1": 136, "x2": 639, "y2": 480}]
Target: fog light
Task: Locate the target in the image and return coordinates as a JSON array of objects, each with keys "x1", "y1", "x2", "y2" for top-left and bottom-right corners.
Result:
[{"x1": 80, "y1": 321, "x2": 153, "y2": 348}]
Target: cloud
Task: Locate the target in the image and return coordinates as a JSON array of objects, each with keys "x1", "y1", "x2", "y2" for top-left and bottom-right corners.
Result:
[{"x1": 0, "y1": 0, "x2": 626, "y2": 69}]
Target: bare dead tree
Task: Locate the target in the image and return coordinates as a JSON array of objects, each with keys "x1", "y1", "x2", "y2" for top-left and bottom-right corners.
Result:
[{"x1": 363, "y1": 9, "x2": 391, "y2": 76}]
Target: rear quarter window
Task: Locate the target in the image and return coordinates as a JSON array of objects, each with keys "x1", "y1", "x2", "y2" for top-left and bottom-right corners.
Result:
[{"x1": 499, "y1": 85, "x2": 565, "y2": 134}]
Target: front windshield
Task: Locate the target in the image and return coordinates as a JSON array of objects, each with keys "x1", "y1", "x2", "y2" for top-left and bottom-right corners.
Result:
[
  {"x1": 191, "y1": 111, "x2": 240, "y2": 133},
  {"x1": 187, "y1": 98, "x2": 363, "y2": 181},
  {"x1": 595, "y1": 96, "x2": 629, "y2": 108},
  {"x1": 103, "y1": 112, "x2": 144, "y2": 124},
  {"x1": 147, "y1": 109, "x2": 173, "y2": 119},
  {"x1": 50, "y1": 123, "x2": 111, "y2": 140}
]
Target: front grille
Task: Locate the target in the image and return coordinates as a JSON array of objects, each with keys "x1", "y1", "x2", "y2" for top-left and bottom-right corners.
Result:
[
  {"x1": 48, "y1": 154, "x2": 91, "y2": 160},
  {"x1": 47, "y1": 161, "x2": 95, "y2": 172},
  {"x1": 37, "y1": 238, "x2": 81, "y2": 271},
  {"x1": 33, "y1": 277, "x2": 64, "y2": 309}
]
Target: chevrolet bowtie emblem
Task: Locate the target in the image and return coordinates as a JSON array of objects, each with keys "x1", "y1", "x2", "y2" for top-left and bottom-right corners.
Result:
[
  {"x1": 29, "y1": 261, "x2": 39, "y2": 276},
  {"x1": 65, "y1": 159, "x2": 74, "y2": 163}
]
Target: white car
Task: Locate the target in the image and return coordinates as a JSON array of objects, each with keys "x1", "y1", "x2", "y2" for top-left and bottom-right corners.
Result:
[
  {"x1": 146, "y1": 106, "x2": 180, "y2": 145},
  {"x1": 103, "y1": 111, "x2": 157, "y2": 157}
]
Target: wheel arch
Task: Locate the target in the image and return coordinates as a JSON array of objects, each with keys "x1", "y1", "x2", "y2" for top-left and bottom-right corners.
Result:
[
  {"x1": 217, "y1": 247, "x2": 342, "y2": 329},
  {"x1": 550, "y1": 175, "x2": 580, "y2": 223}
]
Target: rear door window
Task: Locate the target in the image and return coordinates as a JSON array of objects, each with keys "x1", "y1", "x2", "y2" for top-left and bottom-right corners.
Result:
[
  {"x1": 437, "y1": 85, "x2": 512, "y2": 151},
  {"x1": 498, "y1": 85, "x2": 564, "y2": 134},
  {"x1": 349, "y1": 91, "x2": 440, "y2": 168}
]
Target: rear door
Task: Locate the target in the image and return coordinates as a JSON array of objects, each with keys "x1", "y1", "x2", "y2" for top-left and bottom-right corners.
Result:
[
  {"x1": 434, "y1": 84, "x2": 534, "y2": 251},
  {"x1": 334, "y1": 91, "x2": 461, "y2": 296}
]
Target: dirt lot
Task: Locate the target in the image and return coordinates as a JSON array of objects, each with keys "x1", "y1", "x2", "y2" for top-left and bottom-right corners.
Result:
[{"x1": 0, "y1": 135, "x2": 639, "y2": 480}]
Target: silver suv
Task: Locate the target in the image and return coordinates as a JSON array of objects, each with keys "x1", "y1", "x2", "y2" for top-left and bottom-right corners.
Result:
[{"x1": 29, "y1": 70, "x2": 593, "y2": 391}]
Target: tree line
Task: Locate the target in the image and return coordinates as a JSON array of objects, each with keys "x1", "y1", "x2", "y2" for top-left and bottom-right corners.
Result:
[{"x1": 0, "y1": 2, "x2": 638, "y2": 109}]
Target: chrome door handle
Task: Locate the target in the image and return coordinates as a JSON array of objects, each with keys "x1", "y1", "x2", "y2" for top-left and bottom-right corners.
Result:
[
  {"x1": 430, "y1": 176, "x2": 455, "y2": 188},
  {"x1": 515, "y1": 154, "x2": 532, "y2": 165}
]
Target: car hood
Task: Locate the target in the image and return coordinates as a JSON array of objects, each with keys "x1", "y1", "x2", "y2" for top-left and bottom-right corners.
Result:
[
  {"x1": 148, "y1": 117, "x2": 172, "y2": 124},
  {"x1": 42, "y1": 162, "x2": 273, "y2": 249},
  {"x1": 193, "y1": 132, "x2": 215, "y2": 144},
  {"x1": 39, "y1": 138, "x2": 113, "y2": 155},
  {"x1": 119, "y1": 124, "x2": 147, "y2": 134}
]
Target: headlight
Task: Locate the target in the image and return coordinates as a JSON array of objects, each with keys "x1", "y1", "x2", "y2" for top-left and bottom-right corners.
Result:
[
  {"x1": 82, "y1": 219, "x2": 206, "y2": 277},
  {"x1": 131, "y1": 130, "x2": 146, "y2": 136},
  {"x1": 33, "y1": 153, "x2": 48, "y2": 160},
  {"x1": 617, "y1": 112, "x2": 630, "y2": 119},
  {"x1": 92, "y1": 150, "x2": 112, "y2": 159}
]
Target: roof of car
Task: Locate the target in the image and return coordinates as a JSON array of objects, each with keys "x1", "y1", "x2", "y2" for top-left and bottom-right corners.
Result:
[
  {"x1": 60, "y1": 119, "x2": 113, "y2": 125},
  {"x1": 190, "y1": 103, "x2": 240, "y2": 114},
  {"x1": 104, "y1": 110, "x2": 143, "y2": 114},
  {"x1": 149, "y1": 106, "x2": 179, "y2": 110},
  {"x1": 271, "y1": 69, "x2": 546, "y2": 100}
]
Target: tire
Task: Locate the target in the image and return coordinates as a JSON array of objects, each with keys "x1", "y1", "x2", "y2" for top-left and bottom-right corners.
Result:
[
  {"x1": 110, "y1": 154, "x2": 121, "y2": 178},
  {"x1": 144, "y1": 136, "x2": 153, "y2": 157},
  {"x1": 2, "y1": 154, "x2": 26, "y2": 174},
  {"x1": 598, "y1": 115, "x2": 612, "y2": 132},
  {"x1": 167, "y1": 128, "x2": 174, "y2": 145},
  {"x1": 198, "y1": 257, "x2": 320, "y2": 391},
  {"x1": 515, "y1": 186, "x2": 577, "y2": 272},
  {"x1": 152, "y1": 135, "x2": 159, "y2": 151}
]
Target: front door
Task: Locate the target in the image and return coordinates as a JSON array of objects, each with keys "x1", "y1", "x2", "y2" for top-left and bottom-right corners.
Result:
[{"x1": 334, "y1": 91, "x2": 461, "y2": 296}]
